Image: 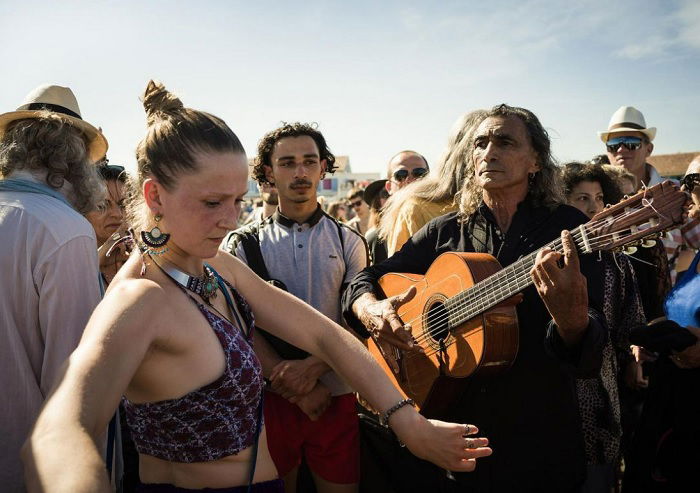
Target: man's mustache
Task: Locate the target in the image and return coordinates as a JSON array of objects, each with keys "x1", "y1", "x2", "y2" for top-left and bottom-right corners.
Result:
[{"x1": 291, "y1": 180, "x2": 313, "y2": 187}]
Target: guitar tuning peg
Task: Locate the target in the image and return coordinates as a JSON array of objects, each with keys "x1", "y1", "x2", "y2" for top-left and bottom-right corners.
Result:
[
  {"x1": 641, "y1": 239, "x2": 657, "y2": 248},
  {"x1": 623, "y1": 246, "x2": 638, "y2": 255}
]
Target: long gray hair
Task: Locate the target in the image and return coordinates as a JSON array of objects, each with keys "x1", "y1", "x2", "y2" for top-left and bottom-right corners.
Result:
[
  {"x1": 0, "y1": 113, "x2": 105, "y2": 214},
  {"x1": 457, "y1": 104, "x2": 564, "y2": 220},
  {"x1": 379, "y1": 109, "x2": 489, "y2": 242}
]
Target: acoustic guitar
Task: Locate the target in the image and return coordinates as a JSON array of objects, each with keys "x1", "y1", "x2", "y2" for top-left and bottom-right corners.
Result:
[{"x1": 365, "y1": 180, "x2": 688, "y2": 418}]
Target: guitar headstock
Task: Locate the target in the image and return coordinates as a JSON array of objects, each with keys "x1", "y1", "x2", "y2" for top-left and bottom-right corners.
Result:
[{"x1": 586, "y1": 180, "x2": 688, "y2": 252}]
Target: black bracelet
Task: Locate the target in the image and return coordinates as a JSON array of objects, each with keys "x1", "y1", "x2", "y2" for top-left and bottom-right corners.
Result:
[{"x1": 380, "y1": 398, "x2": 415, "y2": 427}]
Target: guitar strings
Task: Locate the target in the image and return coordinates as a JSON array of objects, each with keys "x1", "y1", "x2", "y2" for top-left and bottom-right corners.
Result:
[
  {"x1": 408, "y1": 226, "x2": 642, "y2": 350},
  {"x1": 401, "y1": 202, "x2": 657, "y2": 338},
  {"x1": 403, "y1": 226, "x2": 654, "y2": 361},
  {"x1": 403, "y1": 217, "x2": 649, "y2": 350},
  {"x1": 406, "y1": 227, "x2": 602, "y2": 343},
  {"x1": 380, "y1": 188, "x2": 683, "y2": 364}
]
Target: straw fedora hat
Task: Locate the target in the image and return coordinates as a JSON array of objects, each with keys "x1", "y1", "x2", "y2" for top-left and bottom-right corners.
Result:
[
  {"x1": 0, "y1": 84, "x2": 108, "y2": 162},
  {"x1": 598, "y1": 106, "x2": 656, "y2": 143}
]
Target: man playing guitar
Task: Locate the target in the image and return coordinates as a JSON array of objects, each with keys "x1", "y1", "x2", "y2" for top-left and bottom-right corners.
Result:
[{"x1": 343, "y1": 104, "x2": 609, "y2": 493}]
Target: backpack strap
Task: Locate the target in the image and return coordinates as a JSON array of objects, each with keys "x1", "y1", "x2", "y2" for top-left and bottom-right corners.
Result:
[
  {"x1": 223, "y1": 221, "x2": 272, "y2": 282},
  {"x1": 223, "y1": 220, "x2": 309, "y2": 360},
  {"x1": 334, "y1": 216, "x2": 346, "y2": 260},
  {"x1": 328, "y1": 212, "x2": 370, "y2": 295}
]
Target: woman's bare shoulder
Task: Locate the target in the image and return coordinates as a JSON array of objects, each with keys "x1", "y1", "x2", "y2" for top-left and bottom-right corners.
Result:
[
  {"x1": 95, "y1": 261, "x2": 172, "y2": 335},
  {"x1": 208, "y1": 249, "x2": 247, "y2": 286}
]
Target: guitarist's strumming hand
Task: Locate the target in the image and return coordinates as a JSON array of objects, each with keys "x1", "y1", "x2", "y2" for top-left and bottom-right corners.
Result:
[
  {"x1": 353, "y1": 286, "x2": 421, "y2": 373},
  {"x1": 531, "y1": 230, "x2": 589, "y2": 347}
]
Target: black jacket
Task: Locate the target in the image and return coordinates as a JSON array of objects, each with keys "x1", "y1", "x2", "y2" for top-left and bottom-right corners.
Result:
[{"x1": 342, "y1": 199, "x2": 607, "y2": 493}]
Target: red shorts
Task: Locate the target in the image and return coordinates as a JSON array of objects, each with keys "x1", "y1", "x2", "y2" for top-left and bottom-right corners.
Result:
[{"x1": 263, "y1": 390, "x2": 359, "y2": 484}]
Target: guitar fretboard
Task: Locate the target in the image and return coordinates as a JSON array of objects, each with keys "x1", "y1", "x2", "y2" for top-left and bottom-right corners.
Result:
[{"x1": 444, "y1": 226, "x2": 590, "y2": 328}]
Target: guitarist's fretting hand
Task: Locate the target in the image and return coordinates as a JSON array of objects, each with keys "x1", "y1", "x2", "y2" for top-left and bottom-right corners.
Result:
[
  {"x1": 530, "y1": 230, "x2": 590, "y2": 347},
  {"x1": 353, "y1": 286, "x2": 421, "y2": 373}
]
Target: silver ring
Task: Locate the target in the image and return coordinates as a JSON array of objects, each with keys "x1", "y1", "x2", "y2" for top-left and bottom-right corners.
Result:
[{"x1": 463, "y1": 424, "x2": 474, "y2": 436}]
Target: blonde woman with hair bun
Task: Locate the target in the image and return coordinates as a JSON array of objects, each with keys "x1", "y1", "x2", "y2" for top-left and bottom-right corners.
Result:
[{"x1": 23, "y1": 81, "x2": 491, "y2": 493}]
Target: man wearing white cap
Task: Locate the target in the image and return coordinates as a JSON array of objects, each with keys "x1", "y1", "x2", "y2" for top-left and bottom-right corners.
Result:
[
  {"x1": 0, "y1": 84, "x2": 107, "y2": 492},
  {"x1": 599, "y1": 105, "x2": 660, "y2": 191}
]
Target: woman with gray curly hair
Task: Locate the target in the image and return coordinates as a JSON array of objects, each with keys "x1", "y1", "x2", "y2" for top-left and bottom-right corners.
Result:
[{"x1": 0, "y1": 84, "x2": 108, "y2": 493}]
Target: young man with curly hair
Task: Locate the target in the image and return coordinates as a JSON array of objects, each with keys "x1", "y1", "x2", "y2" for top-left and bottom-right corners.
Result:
[{"x1": 223, "y1": 122, "x2": 368, "y2": 493}]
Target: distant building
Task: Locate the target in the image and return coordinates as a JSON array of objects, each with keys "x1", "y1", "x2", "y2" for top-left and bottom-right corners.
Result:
[
  {"x1": 245, "y1": 156, "x2": 380, "y2": 200},
  {"x1": 649, "y1": 152, "x2": 700, "y2": 179}
]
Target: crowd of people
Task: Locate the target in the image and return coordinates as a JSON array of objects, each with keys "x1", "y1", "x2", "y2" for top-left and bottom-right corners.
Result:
[{"x1": 1, "y1": 81, "x2": 699, "y2": 493}]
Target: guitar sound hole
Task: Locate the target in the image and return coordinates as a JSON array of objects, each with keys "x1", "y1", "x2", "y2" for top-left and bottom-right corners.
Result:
[{"x1": 425, "y1": 301, "x2": 449, "y2": 343}]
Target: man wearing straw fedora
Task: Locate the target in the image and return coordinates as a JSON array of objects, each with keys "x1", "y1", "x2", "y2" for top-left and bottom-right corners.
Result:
[
  {"x1": 599, "y1": 105, "x2": 660, "y2": 192},
  {"x1": 599, "y1": 107, "x2": 671, "y2": 319},
  {"x1": 0, "y1": 84, "x2": 108, "y2": 492},
  {"x1": 599, "y1": 106, "x2": 673, "y2": 489}
]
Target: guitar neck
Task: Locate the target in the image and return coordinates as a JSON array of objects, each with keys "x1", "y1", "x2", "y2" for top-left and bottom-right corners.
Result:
[{"x1": 445, "y1": 224, "x2": 593, "y2": 327}]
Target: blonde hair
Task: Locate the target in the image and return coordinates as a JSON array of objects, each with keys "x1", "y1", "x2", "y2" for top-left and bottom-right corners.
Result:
[
  {"x1": 126, "y1": 80, "x2": 245, "y2": 234},
  {"x1": 0, "y1": 114, "x2": 104, "y2": 213},
  {"x1": 379, "y1": 109, "x2": 487, "y2": 242}
]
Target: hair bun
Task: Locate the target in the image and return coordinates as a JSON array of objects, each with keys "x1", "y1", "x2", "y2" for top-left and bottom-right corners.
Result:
[{"x1": 142, "y1": 80, "x2": 184, "y2": 124}]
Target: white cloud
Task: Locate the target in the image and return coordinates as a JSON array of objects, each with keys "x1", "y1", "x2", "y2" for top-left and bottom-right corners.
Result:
[
  {"x1": 611, "y1": 0, "x2": 700, "y2": 60},
  {"x1": 400, "y1": 7, "x2": 423, "y2": 30},
  {"x1": 677, "y1": 0, "x2": 700, "y2": 50},
  {"x1": 614, "y1": 36, "x2": 675, "y2": 60}
]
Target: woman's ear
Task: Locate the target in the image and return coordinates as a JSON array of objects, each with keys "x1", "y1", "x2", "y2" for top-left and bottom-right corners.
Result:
[{"x1": 143, "y1": 178, "x2": 164, "y2": 214}]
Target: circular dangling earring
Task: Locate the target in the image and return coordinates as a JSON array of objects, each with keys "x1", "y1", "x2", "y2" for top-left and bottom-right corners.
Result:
[
  {"x1": 141, "y1": 214, "x2": 170, "y2": 255},
  {"x1": 528, "y1": 172, "x2": 537, "y2": 188}
]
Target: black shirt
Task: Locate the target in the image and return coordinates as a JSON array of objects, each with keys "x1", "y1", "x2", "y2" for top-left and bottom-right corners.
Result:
[
  {"x1": 342, "y1": 199, "x2": 607, "y2": 493},
  {"x1": 365, "y1": 227, "x2": 388, "y2": 265}
]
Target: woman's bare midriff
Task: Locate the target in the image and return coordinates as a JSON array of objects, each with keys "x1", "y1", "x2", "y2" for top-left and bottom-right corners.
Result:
[
  {"x1": 115, "y1": 257, "x2": 277, "y2": 488},
  {"x1": 138, "y1": 427, "x2": 278, "y2": 488}
]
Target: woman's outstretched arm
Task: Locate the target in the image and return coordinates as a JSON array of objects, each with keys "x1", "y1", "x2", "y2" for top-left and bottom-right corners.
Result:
[{"x1": 217, "y1": 251, "x2": 493, "y2": 471}]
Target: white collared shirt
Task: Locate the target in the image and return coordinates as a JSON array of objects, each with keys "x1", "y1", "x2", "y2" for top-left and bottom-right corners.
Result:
[{"x1": 0, "y1": 173, "x2": 101, "y2": 492}]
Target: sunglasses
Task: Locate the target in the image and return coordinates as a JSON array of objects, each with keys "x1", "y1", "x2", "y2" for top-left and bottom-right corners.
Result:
[
  {"x1": 392, "y1": 167, "x2": 428, "y2": 182},
  {"x1": 606, "y1": 136, "x2": 643, "y2": 153},
  {"x1": 681, "y1": 173, "x2": 700, "y2": 193},
  {"x1": 348, "y1": 199, "x2": 363, "y2": 209}
]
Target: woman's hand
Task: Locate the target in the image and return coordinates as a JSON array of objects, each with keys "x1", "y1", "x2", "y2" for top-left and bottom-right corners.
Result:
[
  {"x1": 390, "y1": 407, "x2": 492, "y2": 472},
  {"x1": 97, "y1": 229, "x2": 131, "y2": 282}
]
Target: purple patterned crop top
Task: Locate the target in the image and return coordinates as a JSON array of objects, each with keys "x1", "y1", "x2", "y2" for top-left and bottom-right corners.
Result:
[{"x1": 122, "y1": 283, "x2": 264, "y2": 463}]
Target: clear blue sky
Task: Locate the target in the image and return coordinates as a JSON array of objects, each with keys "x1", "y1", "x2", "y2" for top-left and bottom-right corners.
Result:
[{"x1": 2, "y1": 0, "x2": 699, "y2": 173}]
